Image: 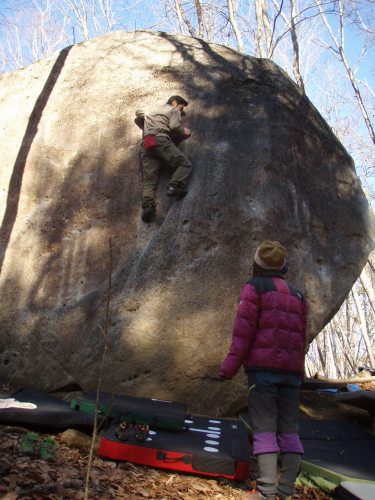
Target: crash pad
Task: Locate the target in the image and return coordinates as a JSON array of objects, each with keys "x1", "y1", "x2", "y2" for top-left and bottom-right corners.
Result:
[
  {"x1": 300, "y1": 433, "x2": 375, "y2": 484},
  {"x1": 71, "y1": 390, "x2": 186, "y2": 431},
  {"x1": 334, "y1": 390, "x2": 375, "y2": 413},
  {"x1": 336, "y1": 481, "x2": 375, "y2": 500},
  {"x1": 239, "y1": 414, "x2": 375, "y2": 485},
  {"x1": 335, "y1": 391, "x2": 375, "y2": 435},
  {"x1": 298, "y1": 418, "x2": 370, "y2": 441},
  {"x1": 100, "y1": 414, "x2": 250, "y2": 480},
  {"x1": 0, "y1": 388, "x2": 99, "y2": 431},
  {"x1": 301, "y1": 379, "x2": 348, "y2": 391}
]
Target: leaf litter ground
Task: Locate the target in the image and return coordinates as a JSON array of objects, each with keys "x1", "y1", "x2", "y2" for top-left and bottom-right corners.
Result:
[
  {"x1": 0, "y1": 424, "x2": 329, "y2": 500},
  {"x1": 1, "y1": 380, "x2": 374, "y2": 499}
]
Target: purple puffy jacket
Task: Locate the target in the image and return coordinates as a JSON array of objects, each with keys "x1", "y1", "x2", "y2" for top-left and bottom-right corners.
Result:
[{"x1": 219, "y1": 276, "x2": 307, "y2": 379}]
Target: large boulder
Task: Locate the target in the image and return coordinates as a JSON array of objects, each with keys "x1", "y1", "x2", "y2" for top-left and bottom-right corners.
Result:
[{"x1": 0, "y1": 31, "x2": 373, "y2": 414}]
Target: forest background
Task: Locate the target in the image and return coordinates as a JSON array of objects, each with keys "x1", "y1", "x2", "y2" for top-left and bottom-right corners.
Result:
[{"x1": 0, "y1": 0, "x2": 374, "y2": 380}]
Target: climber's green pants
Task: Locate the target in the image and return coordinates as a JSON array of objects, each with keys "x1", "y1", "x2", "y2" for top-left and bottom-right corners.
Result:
[{"x1": 140, "y1": 136, "x2": 192, "y2": 206}]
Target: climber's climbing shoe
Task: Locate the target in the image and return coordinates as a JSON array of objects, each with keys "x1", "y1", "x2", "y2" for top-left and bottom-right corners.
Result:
[
  {"x1": 116, "y1": 420, "x2": 133, "y2": 441},
  {"x1": 141, "y1": 203, "x2": 156, "y2": 222},
  {"x1": 166, "y1": 185, "x2": 187, "y2": 198},
  {"x1": 134, "y1": 423, "x2": 149, "y2": 442}
]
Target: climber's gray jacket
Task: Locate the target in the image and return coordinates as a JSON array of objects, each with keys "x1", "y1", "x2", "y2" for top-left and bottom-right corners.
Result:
[{"x1": 135, "y1": 104, "x2": 185, "y2": 139}]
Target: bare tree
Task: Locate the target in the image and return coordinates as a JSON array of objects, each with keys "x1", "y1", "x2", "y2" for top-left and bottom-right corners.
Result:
[
  {"x1": 289, "y1": 0, "x2": 305, "y2": 91},
  {"x1": 96, "y1": 0, "x2": 116, "y2": 32},
  {"x1": 315, "y1": 0, "x2": 375, "y2": 145},
  {"x1": 227, "y1": 0, "x2": 244, "y2": 52},
  {"x1": 352, "y1": 284, "x2": 375, "y2": 367},
  {"x1": 360, "y1": 266, "x2": 375, "y2": 316},
  {"x1": 265, "y1": 0, "x2": 306, "y2": 90},
  {"x1": 255, "y1": 0, "x2": 274, "y2": 57},
  {"x1": 0, "y1": 0, "x2": 69, "y2": 71},
  {"x1": 173, "y1": 0, "x2": 188, "y2": 34},
  {"x1": 195, "y1": 0, "x2": 204, "y2": 38},
  {"x1": 308, "y1": 255, "x2": 375, "y2": 379},
  {"x1": 55, "y1": 0, "x2": 92, "y2": 41},
  {"x1": 173, "y1": 0, "x2": 197, "y2": 37}
]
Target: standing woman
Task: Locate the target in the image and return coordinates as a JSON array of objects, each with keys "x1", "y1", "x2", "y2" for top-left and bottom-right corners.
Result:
[{"x1": 219, "y1": 241, "x2": 308, "y2": 500}]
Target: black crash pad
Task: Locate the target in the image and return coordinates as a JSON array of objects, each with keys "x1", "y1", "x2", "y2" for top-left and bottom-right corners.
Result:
[
  {"x1": 301, "y1": 379, "x2": 348, "y2": 391},
  {"x1": 299, "y1": 418, "x2": 370, "y2": 441},
  {"x1": 300, "y1": 418, "x2": 375, "y2": 483},
  {"x1": 240, "y1": 414, "x2": 375, "y2": 483},
  {"x1": 71, "y1": 390, "x2": 187, "y2": 431},
  {"x1": 334, "y1": 391, "x2": 375, "y2": 413},
  {"x1": 0, "y1": 388, "x2": 100, "y2": 431}
]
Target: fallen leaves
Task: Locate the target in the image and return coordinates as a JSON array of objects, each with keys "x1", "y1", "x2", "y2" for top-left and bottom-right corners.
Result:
[
  {"x1": 0, "y1": 425, "x2": 245, "y2": 499},
  {"x1": 360, "y1": 380, "x2": 375, "y2": 391},
  {"x1": 0, "y1": 425, "x2": 331, "y2": 499}
]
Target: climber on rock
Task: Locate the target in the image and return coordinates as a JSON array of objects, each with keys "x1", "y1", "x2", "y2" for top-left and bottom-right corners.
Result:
[{"x1": 135, "y1": 96, "x2": 192, "y2": 222}]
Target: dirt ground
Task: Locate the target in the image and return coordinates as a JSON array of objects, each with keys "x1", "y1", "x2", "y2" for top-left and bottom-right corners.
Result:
[{"x1": 0, "y1": 380, "x2": 373, "y2": 499}]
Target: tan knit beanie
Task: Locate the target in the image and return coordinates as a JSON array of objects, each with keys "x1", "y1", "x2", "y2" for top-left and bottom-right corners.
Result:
[{"x1": 254, "y1": 240, "x2": 287, "y2": 271}]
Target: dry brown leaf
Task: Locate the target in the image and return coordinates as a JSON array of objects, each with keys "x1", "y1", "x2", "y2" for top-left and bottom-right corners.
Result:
[
  {"x1": 175, "y1": 481, "x2": 190, "y2": 491},
  {"x1": 108, "y1": 469, "x2": 125, "y2": 482},
  {"x1": 205, "y1": 480, "x2": 222, "y2": 491},
  {"x1": 165, "y1": 474, "x2": 176, "y2": 485},
  {"x1": 192, "y1": 482, "x2": 211, "y2": 493},
  {"x1": 0, "y1": 439, "x2": 16, "y2": 450},
  {"x1": 15, "y1": 461, "x2": 30, "y2": 470},
  {"x1": 137, "y1": 488, "x2": 152, "y2": 497},
  {"x1": 30, "y1": 466, "x2": 52, "y2": 483},
  {"x1": 0, "y1": 423, "x2": 332, "y2": 500}
]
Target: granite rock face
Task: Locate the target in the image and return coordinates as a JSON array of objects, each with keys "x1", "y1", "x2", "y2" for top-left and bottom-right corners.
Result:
[{"x1": 0, "y1": 31, "x2": 373, "y2": 414}]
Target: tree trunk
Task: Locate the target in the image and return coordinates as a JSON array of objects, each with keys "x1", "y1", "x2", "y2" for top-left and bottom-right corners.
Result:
[
  {"x1": 289, "y1": 0, "x2": 305, "y2": 92},
  {"x1": 325, "y1": 327, "x2": 338, "y2": 379},
  {"x1": 174, "y1": 0, "x2": 196, "y2": 37},
  {"x1": 315, "y1": 0, "x2": 375, "y2": 144},
  {"x1": 255, "y1": 0, "x2": 266, "y2": 57},
  {"x1": 227, "y1": 0, "x2": 244, "y2": 52},
  {"x1": 195, "y1": 0, "x2": 204, "y2": 39},
  {"x1": 359, "y1": 262, "x2": 375, "y2": 315},
  {"x1": 352, "y1": 287, "x2": 375, "y2": 366}
]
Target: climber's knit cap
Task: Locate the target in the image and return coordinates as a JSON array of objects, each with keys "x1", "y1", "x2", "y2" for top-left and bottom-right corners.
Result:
[{"x1": 254, "y1": 240, "x2": 287, "y2": 271}]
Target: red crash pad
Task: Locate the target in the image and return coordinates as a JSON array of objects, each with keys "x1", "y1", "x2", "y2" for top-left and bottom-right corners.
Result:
[{"x1": 99, "y1": 414, "x2": 250, "y2": 480}]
